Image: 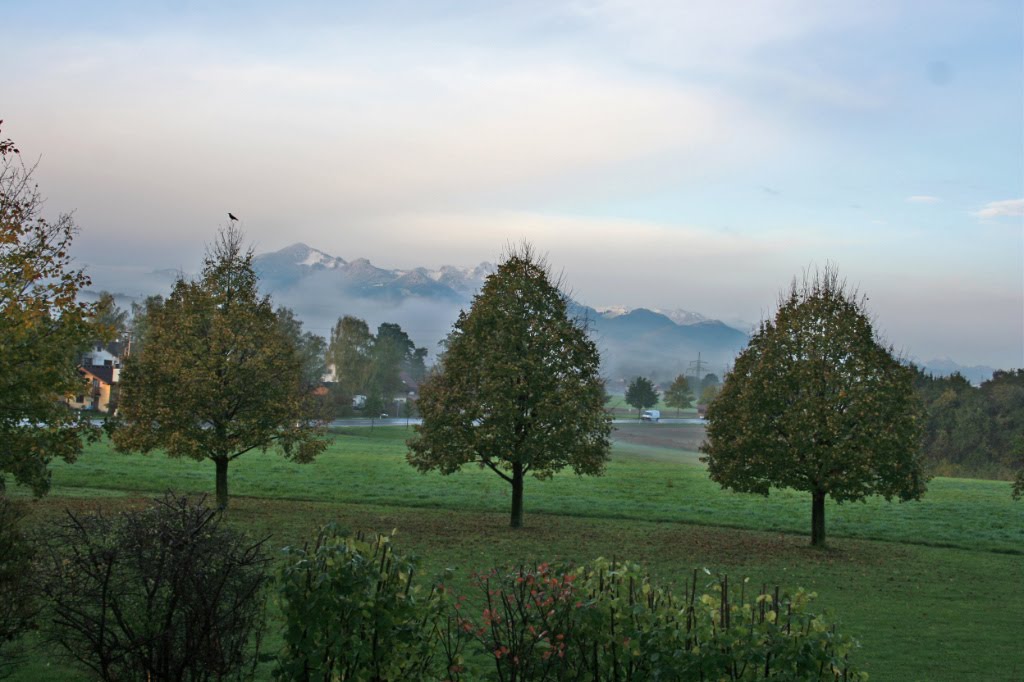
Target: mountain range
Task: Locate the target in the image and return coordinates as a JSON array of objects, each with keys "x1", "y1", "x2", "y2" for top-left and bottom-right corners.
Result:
[
  {"x1": 247, "y1": 244, "x2": 749, "y2": 383},
  {"x1": 84, "y1": 243, "x2": 997, "y2": 386}
]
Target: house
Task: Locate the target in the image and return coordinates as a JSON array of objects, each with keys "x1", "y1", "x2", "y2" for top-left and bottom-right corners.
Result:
[
  {"x1": 66, "y1": 340, "x2": 127, "y2": 413},
  {"x1": 67, "y1": 365, "x2": 120, "y2": 413}
]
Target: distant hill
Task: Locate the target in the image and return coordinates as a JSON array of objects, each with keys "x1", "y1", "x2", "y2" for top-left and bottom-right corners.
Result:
[{"x1": 919, "y1": 358, "x2": 996, "y2": 386}]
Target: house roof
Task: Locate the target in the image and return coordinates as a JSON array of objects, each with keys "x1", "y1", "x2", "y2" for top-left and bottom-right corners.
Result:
[{"x1": 80, "y1": 365, "x2": 116, "y2": 384}]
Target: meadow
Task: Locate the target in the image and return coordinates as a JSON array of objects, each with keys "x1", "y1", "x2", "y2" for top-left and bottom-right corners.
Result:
[{"x1": 9, "y1": 424, "x2": 1024, "y2": 681}]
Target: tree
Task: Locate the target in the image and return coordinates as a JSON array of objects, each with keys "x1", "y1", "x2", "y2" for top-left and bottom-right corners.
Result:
[
  {"x1": 1012, "y1": 441, "x2": 1024, "y2": 500},
  {"x1": 41, "y1": 494, "x2": 270, "y2": 681},
  {"x1": 699, "y1": 383, "x2": 721, "y2": 405},
  {"x1": 276, "y1": 306, "x2": 327, "y2": 393},
  {"x1": 0, "y1": 498, "x2": 37, "y2": 676},
  {"x1": 625, "y1": 376, "x2": 659, "y2": 420},
  {"x1": 112, "y1": 226, "x2": 328, "y2": 508},
  {"x1": 126, "y1": 294, "x2": 163, "y2": 357},
  {"x1": 369, "y1": 322, "x2": 414, "y2": 414},
  {"x1": 91, "y1": 291, "x2": 129, "y2": 339},
  {"x1": 664, "y1": 374, "x2": 693, "y2": 416},
  {"x1": 701, "y1": 373, "x2": 720, "y2": 390},
  {"x1": 328, "y1": 315, "x2": 374, "y2": 400},
  {"x1": 408, "y1": 245, "x2": 611, "y2": 528},
  {"x1": 328, "y1": 317, "x2": 427, "y2": 418},
  {"x1": 0, "y1": 122, "x2": 98, "y2": 496},
  {"x1": 700, "y1": 268, "x2": 926, "y2": 547}
]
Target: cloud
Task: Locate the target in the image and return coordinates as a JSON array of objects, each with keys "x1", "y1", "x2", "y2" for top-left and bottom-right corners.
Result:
[
  {"x1": 975, "y1": 199, "x2": 1024, "y2": 219},
  {"x1": 905, "y1": 195, "x2": 941, "y2": 204}
]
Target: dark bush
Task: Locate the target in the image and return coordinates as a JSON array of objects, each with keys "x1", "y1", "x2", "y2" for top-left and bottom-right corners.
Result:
[
  {"x1": 41, "y1": 493, "x2": 270, "y2": 681},
  {"x1": 0, "y1": 497, "x2": 38, "y2": 678}
]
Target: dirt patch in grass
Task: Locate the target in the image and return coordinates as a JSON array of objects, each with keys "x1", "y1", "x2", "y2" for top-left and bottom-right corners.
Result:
[
  {"x1": 612, "y1": 422, "x2": 706, "y2": 451},
  {"x1": 14, "y1": 492, "x2": 917, "y2": 578},
  {"x1": 213, "y1": 497, "x2": 907, "y2": 573}
]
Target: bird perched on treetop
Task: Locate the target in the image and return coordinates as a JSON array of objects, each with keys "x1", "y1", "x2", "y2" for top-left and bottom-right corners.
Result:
[{"x1": 228, "y1": 212, "x2": 238, "y2": 222}]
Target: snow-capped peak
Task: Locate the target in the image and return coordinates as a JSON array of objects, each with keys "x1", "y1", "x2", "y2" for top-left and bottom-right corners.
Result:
[
  {"x1": 298, "y1": 247, "x2": 344, "y2": 269},
  {"x1": 595, "y1": 306, "x2": 709, "y2": 326}
]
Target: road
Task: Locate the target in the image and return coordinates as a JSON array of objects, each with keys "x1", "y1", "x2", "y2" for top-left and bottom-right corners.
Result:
[{"x1": 327, "y1": 417, "x2": 705, "y2": 428}]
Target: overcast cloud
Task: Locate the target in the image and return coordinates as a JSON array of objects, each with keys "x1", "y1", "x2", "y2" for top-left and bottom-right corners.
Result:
[{"x1": 3, "y1": 0, "x2": 1022, "y2": 368}]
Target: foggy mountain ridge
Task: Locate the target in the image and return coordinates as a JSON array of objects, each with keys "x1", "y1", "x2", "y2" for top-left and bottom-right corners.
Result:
[
  {"x1": 597, "y1": 305, "x2": 710, "y2": 326},
  {"x1": 252, "y1": 243, "x2": 495, "y2": 301},
  {"x1": 250, "y1": 243, "x2": 750, "y2": 383},
  {"x1": 915, "y1": 358, "x2": 996, "y2": 386},
  {"x1": 81, "y1": 243, "x2": 998, "y2": 385}
]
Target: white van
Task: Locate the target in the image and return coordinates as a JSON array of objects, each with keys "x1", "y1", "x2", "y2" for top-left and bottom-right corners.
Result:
[{"x1": 640, "y1": 409, "x2": 661, "y2": 422}]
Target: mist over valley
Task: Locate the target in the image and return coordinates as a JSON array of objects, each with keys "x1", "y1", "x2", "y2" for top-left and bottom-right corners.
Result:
[{"x1": 83, "y1": 242, "x2": 996, "y2": 386}]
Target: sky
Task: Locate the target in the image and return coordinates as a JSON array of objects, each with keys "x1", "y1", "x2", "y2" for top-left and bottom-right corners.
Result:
[{"x1": 3, "y1": 0, "x2": 1022, "y2": 368}]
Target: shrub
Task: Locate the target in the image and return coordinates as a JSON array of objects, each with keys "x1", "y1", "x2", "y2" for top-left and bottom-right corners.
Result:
[
  {"x1": 41, "y1": 493, "x2": 270, "y2": 681},
  {"x1": 0, "y1": 497, "x2": 37, "y2": 678},
  {"x1": 274, "y1": 526, "x2": 865, "y2": 682},
  {"x1": 274, "y1": 524, "x2": 463, "y2": 681},
  {"x1": 452, "y1": 559, "x2": 866, "y2": 681}
]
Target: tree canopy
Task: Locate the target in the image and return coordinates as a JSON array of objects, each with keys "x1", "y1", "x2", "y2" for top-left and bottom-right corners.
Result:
[
  {"x1": 663, "y1": 375, "x2": 693, "y2": 416},
  {"x1": 327, "y1": 316, "x2": 426, "y2": 417},
  {"x1": 625, "y1": 376, "x2": 659, "y2": 419},
  {"x1": 701, "y1": 268, "x2": 926, "y2": 546},
  {"x1": 0, "y1": 123, "x2": 99, "y2": 496},
  {"x1": 407, "y1": 245, "x2": 611, "y2": 528},
  {"x1": 112, "y1": 226, "x2": 327, "y2": 508}
]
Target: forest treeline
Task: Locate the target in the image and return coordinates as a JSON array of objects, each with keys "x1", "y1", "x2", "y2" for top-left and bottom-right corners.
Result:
[{"x1": 915, "y1": 368, "x2": 1023, "y2": 479}]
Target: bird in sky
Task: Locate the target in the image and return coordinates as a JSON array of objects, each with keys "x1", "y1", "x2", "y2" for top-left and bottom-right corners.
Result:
[{"x1": 228, "y1": 212, "x2": 238, "y2": 221}]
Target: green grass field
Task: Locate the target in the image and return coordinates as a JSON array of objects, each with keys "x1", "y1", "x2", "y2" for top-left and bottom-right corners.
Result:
[{"x1": 8, "y1": 426, "x2": 1024, "y2": 681}]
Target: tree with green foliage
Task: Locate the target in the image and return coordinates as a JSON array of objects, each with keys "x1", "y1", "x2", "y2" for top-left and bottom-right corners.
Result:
[
  {"x1": 328, "y1": 317, "x2": 427, "y2": 418},
  {"x1": 0, "y1": 497, "x2": 37, "y2": 675},
  {"x1": 328, "y1": 315, "x2": 374, "y2": 402},
  {"x1": 625, "y1": 376, "x2": 659, "y2": 420},
  {"x1": 0, "y1": 122, "x2": 99, "y2": 496},
  {"x1": 276, "y1": 306, "x2": 327, "y2": 392},
  {"x1": 914, "y1": 367, "x2": 1024, "y2": 491},
  {"x1": 663, "y1": 374, "x2": 693, "y2": 416},
  {"x1": 1013, "y1": 447, "x2": 1024, "y2": 500},
  {"x1": 126, "y1": 294, "x2": 163, "y2": 357},
  {"x1": 91, "y1": 291, "x2": 129, "y2": 339},
  {"x1": 701, "y1": 372, "x2": 721, "y2": 390},
  {"x1": 408, "y1": 245, "x2": 611, "y2": 528},
  {"x1": 701, "y1": 268, "x2": 926, "y2": 546},
  {"x1": 369, "y1": 322, "x2": 419, "y2": 414},
  {"x1": 699, "y1": 383, "x2": 721, "y2": 406},
  {"x1": 113, "y1": 226, "x2": 328, "y2": 508}
]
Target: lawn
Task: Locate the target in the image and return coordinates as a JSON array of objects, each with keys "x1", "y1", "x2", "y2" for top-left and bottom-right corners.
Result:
[{"x1": 7, "y1": 425, "x2": 1024, "y2": 681}]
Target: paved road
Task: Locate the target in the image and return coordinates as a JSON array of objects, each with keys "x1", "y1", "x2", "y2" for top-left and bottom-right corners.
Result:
[{"x1": 327, "y1": 417, "x2": 705, "y2": 428}]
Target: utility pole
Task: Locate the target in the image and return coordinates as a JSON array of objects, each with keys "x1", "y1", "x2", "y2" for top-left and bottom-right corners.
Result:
[{"x1": 688, "y1": 352, "x2": 707, "y2": 384}]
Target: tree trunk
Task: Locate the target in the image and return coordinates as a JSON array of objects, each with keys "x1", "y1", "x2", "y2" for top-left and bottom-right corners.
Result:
[
  {"x1": 510, "y1": 462, "x2": 525, "y2": 529},
  {"x1": 811, "y1": 489, "x2": 826, "y2": 547},
  {"x1": 215, "y1": 457, "x2": 229, "y2": 510}
]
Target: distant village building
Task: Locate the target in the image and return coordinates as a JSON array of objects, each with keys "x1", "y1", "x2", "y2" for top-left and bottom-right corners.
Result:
[{"x1": 66, "y1": 341, "x2": 126, "y2": 413}]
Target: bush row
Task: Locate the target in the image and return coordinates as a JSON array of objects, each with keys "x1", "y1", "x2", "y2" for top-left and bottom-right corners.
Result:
[{"x1": 1, "y1": 495, "x2": 865, "y2": 681}]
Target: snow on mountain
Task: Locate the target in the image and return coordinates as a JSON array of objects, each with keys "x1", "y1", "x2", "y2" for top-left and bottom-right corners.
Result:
[
  {"x1": 596, "y1": 305, "x2": 708, "y2": 326},
  {"x1": 252, "y1": 244, "x2": 492, "y2": 302},
  {"x1": 298, "y1": 247, "x2": 345, "y2": 269}
]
